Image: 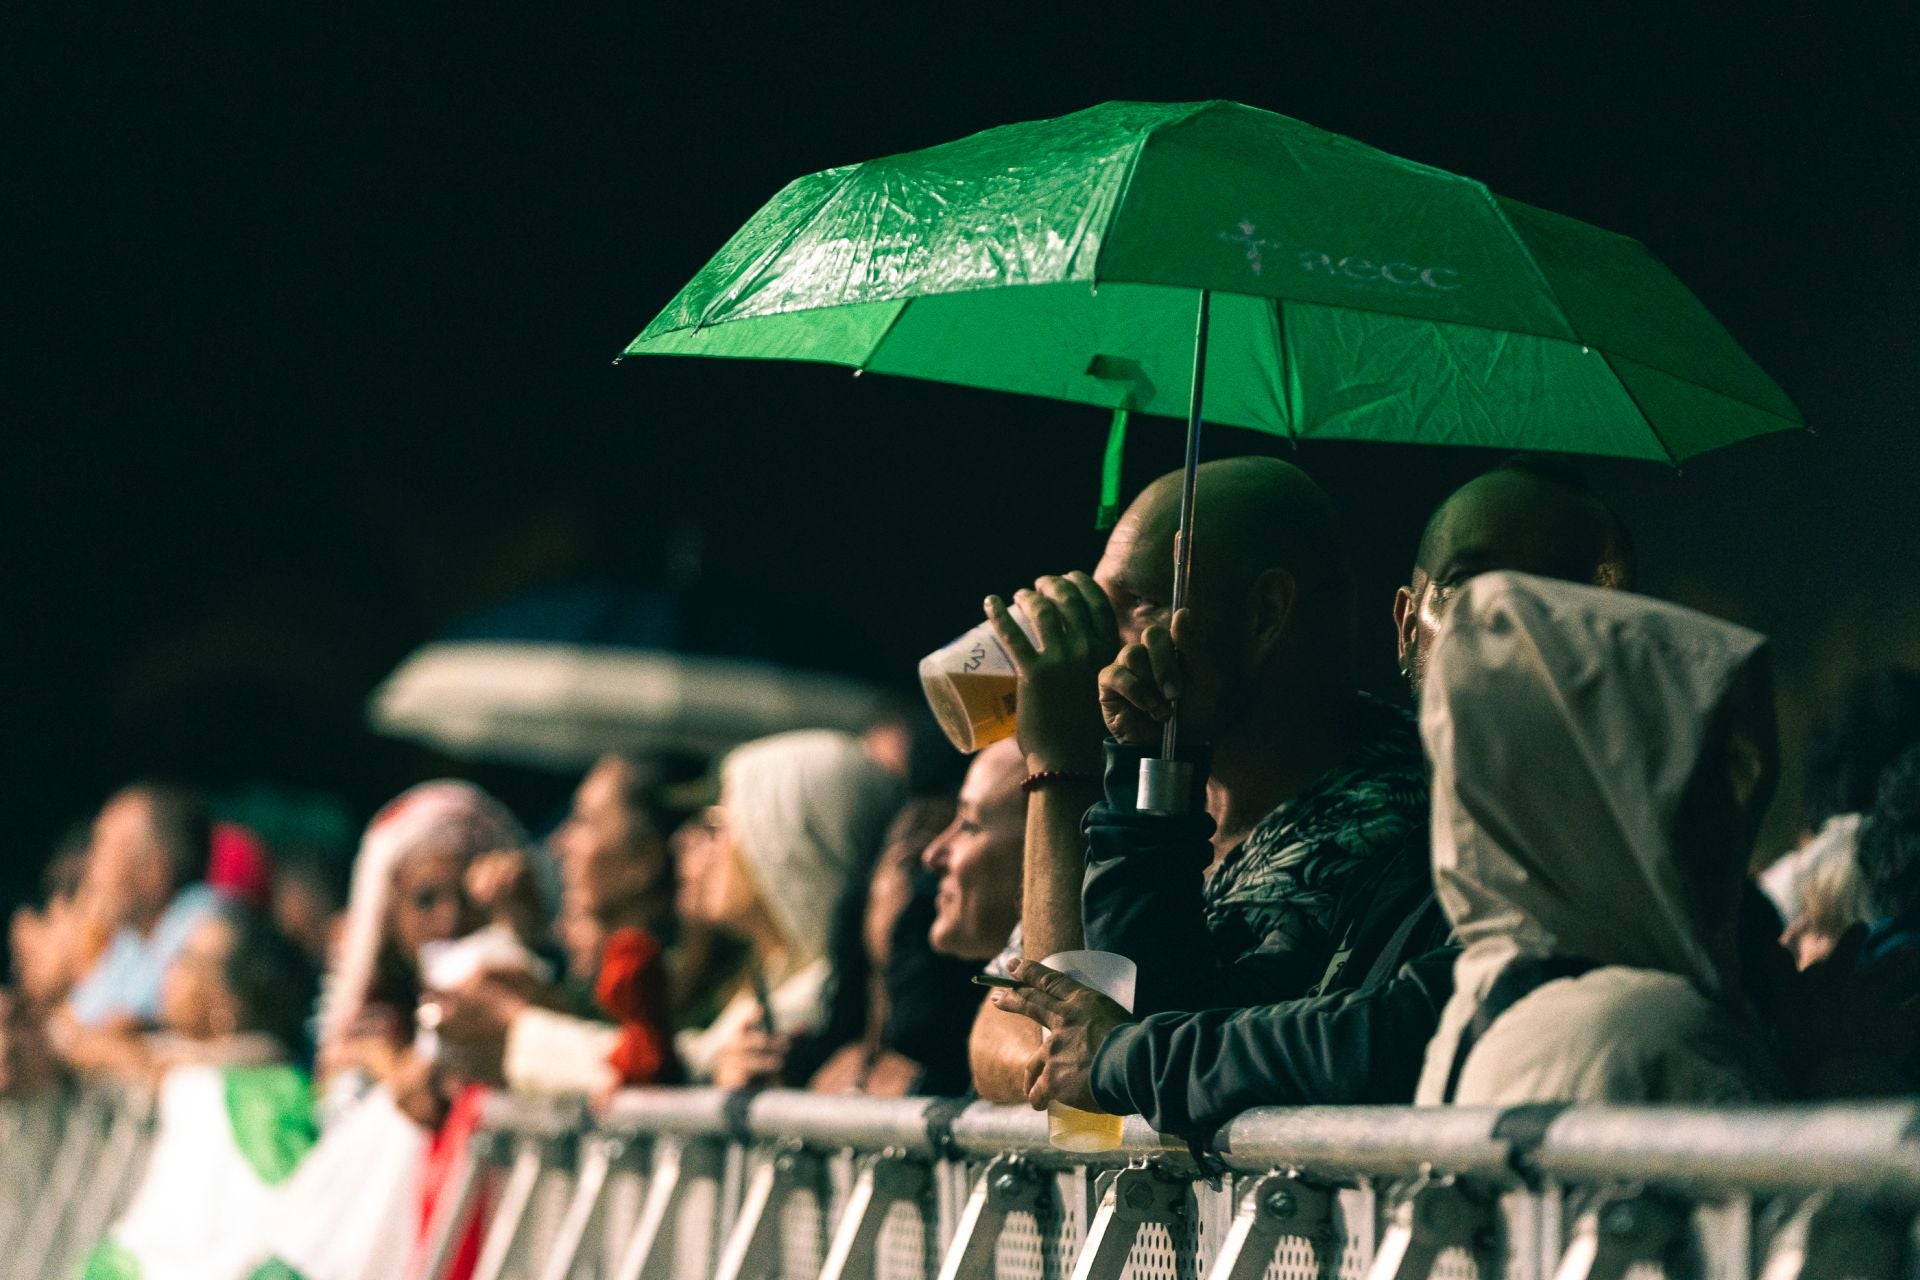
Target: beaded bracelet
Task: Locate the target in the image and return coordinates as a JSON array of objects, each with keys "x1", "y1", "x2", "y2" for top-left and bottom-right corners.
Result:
[{"x1": 1020, "y1": 769, "x2": 1098, "y2": 794}]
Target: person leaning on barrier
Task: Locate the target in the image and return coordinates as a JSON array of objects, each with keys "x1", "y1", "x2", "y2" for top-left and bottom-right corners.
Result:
[
  {"x1": 803, "y1": 791, "x2": 987, "y2": 1097},
  {"x1": 435, "y1": 754, "x2": 687, "y2": 1098},
  {"x1": 911, "y1": 739, "x2": 1030, "y2": 1098},
  {"x1": 70, "y1": 903, "x2": 322, "y2": 1086},
  {"x1": 1414, "y1": 572, "x2": 1788, "y2": 1104},
  {"x1": 63, "y1": 785, "x2": 225, "y2": 1030},
  {"x1": 969, "y1": 457, "x2": 1431, "y2": 1101},
  {"x1": 670, "y1": 730, "x2": 902, "y2": 1088},
  {"x1": 993, "y1": 462, "x2": 1640, "y2": 1130}
]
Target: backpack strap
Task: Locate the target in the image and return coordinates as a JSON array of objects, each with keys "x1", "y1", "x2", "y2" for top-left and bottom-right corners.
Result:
[
  {"x1": 1441, "y1": 956, "x2": 1602, "y2": 1103},
  {"x1": 1357, "y1": 895, "x2": 1444, "y2": 992}
]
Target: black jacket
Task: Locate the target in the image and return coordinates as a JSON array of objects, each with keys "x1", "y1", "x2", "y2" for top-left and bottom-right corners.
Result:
[
  {"x1": 1088, "y1": 931, "x2": 1456, "y2": 1136},
  {"x1": 1080, "y1": 738, "x2": 1433, "y2": 1014},
  {"x1": 1079, "y1": 737, "x2": 1452, "y2": 1137}
]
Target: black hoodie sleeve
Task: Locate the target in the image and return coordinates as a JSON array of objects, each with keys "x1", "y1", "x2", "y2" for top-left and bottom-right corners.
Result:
[
  {"x1": 1081, "y1": 740, "x2": 1337, "y2": 1011},
  {"x1": 1076, "y1": 740, "x2": 1231, "y2": 1013},
  {"x1": 1085, "y1": 942, "x2": 1458, "y2": 1137}
]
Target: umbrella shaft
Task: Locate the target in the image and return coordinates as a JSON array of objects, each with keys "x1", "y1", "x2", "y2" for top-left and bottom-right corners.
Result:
[{"x1": 1162, "y1": 290, "x2": 1211, "y2": 762}]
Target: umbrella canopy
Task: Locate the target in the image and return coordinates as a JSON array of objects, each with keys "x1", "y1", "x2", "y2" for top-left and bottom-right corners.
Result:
[
  {"x1": 368, "y1": 584, "x2": 891, "y2": 769},
  {"x1": 623, "y1": 99, "x2": 1800, "y2": 465}
]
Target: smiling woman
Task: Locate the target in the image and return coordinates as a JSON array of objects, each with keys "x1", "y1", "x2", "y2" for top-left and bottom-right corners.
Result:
[{"x1": 924, "y1": 739, "x2": 1027, "y2": 962}]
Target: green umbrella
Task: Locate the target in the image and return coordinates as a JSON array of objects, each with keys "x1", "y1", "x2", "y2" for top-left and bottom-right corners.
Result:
[
  {"x1": 621, "y1": 100, "x2": 1801, "y2": 780},
  {"x1": 625, "y1": 100, "x2": 1799, "y2": 466}
]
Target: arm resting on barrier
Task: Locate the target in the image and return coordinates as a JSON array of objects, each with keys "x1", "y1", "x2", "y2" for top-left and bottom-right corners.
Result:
[
  {"x1": 504, "y1": 1007, "x2": 621, "y2": 1096},
  {"x1": 1087, "y1": 944, "x2": 1457, "y2": 1137},
  {"x1": 968, "y1": 998, "x2": 1043, "y2": 1105}
]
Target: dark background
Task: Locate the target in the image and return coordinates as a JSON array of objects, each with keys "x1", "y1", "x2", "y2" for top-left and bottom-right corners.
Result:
[{"x1": 9, "y1": 4, "x2": 1918, "y2": 919}]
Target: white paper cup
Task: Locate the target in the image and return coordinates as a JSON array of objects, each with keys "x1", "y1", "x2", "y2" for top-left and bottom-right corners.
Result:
[{"x1": 1038, "y1": 949, "x2": 1137, "y2": 1153}]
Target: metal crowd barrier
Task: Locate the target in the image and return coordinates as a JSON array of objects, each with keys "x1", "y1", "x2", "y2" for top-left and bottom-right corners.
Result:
[
  {"x1": 0, "y1": 1085, "x2": 157, "y2": 1279},
  {"x1": 431, "y1": 1089, "x2": 1920, "y2": 1280},
  {"x1": 5, "y1": 1086, "x2": 1918, "y2": 1279}
]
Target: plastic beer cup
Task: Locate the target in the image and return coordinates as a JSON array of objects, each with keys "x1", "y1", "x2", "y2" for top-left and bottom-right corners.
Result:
[
  {"x1": 919, "y1": 608, "x2": 1037, "y2": 753},
  {"x1": 1038, "y1": 949, "x2": 1137, "y2": 1153}
]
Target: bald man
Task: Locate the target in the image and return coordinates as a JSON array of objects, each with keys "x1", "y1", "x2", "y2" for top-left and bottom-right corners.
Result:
[
  {"x1": 968, "y1": 458, "x2": 1430, "y2": 1101},
  {"x1": 992, "y1": 460, "x2": 1642, "y2": 1133},
  {"x1": 1395, "y1": 457, "x2": 1634, "y2": 688}
]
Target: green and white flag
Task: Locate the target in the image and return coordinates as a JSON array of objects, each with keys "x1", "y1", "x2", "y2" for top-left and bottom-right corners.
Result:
[
  {"x1": 79, "y1": 1064, "x2": 316, "y2": 1280},
  {"x1": 236, "y1": 1083, "x2": 431, "y2": 1280}
]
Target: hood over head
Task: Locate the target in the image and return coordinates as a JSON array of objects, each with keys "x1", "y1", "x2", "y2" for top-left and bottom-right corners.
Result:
[
  {"x1": 319, "y1": 779, "x2": 527, "y2": 1054},
  {"x1": 1415, "y1": 573, "x2": 1775, "y2": 1100},
  {"x1": 720, "y1": 729, "x2": 903, "y2": 965}
]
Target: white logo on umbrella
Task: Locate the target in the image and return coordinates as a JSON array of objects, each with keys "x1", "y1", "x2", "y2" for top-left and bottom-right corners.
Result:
[{"x1": 1222, "y1": 219, "x2": 1462, "y2": 291}]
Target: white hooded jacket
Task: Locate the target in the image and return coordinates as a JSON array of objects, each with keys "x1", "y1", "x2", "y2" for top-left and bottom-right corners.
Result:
[{"x1": 1413, "y1": 573, "x2": 1781, "y2": 1105}]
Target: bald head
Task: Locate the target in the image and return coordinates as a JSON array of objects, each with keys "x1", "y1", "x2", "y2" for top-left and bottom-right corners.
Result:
[
  {"x1": 1094, "y1": 457, "x2": 1352, "y2": 743},
  {"x1": 1414, "y1": 463, "x2": 1632, "y2": 593},
  {"x1": 1096, "y1": 457, "x2": 1349, "y2": 639},
  {"x1": 1397, "y1": 461, "x2": 1635, "y2": 687}
]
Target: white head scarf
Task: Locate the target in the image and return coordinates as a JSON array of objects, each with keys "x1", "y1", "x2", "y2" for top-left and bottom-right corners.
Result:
[
  {"x1": 317, "y1": 780, "x2": 526, "y2": 1055},
  {"x1": 1414, "y1": 573, "x2": 1774, "y2": 1103},
  {"x1": 718, "y1": 730, "x2": 902, "y2": 965}
]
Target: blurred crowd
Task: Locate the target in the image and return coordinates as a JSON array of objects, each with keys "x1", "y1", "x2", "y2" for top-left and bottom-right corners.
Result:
[{"x1": 6, "y1": 456, "x2": 1919, "y2": 1278}]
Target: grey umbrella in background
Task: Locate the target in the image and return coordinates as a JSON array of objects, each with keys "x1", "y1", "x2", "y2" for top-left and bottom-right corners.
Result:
[{"x1": 369, "y1": 583, "x2": 893, "y2": 770}]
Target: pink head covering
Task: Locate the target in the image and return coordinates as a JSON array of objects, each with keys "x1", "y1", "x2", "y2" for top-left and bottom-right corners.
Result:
[{"x1": 316, "y1": 780, "x2": 526, "y2": 1054}]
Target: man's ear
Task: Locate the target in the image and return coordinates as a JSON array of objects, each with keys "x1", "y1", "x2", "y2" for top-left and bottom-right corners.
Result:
[
  {"x1": 1247, "y1": 568, "x2": 1298, "y2": 661},
  {"x1": 1392, "y1": 585, "x2": 1418, "y2": 669}
]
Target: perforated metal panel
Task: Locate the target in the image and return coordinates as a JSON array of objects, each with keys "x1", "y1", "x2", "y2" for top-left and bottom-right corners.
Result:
[
  {"x1": 988, "y1": 1166, "x2": 1085, "y2": 1280},
  {"x1": 1127, "y1": 1217, "x2": 1203, "y2": 1280},
  {"x1": 671, "y1": 1161, "x2": 723, "y2": 1280},
  {"x1": 1256, "y1": 1179, "x2": 1367, "y2": 1280},
  {"x1": 876, "y1": 1197, "x2": 934, "y2": 1280},
  {"x1": 780, "y1": 1182, "x2": 829, "y2": 1276}
]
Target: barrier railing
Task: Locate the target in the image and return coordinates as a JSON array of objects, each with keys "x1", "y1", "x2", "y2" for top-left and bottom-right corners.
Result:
[
  {"x1": 6, "y1": 1086, "x2": 1918, "y2": 1279},
  {"x1": 437, "y1": 1090, "x2": 1920, "y2": 1280},
  {"x1": 0, "y1": 1086, "x2": 157, "y2": 1280}
]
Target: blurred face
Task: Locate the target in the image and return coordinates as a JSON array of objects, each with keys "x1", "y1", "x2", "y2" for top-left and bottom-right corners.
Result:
[
  {"x1": 671, "y1": 808, "x2": 763, "y2": 931},
  {"x1": 923, "y1": 742, "x2": 1027, "y2": 960},
  {"x1": 160, "y1": 915, "x2": 241, "y2": 1038},
  {"x1": 557, "y1": 889, "x2": 608, "y2": 984},
  {"x1": 1397, "y1": 473, "x2": 1619, "y2": 689},
  {"x1": 272, "y1": 877, "x2": 338, "y2": 964},
  {"x1": 864, "y1": 798, "x2": 956, "y2": 967},
  {"x1": 554, "y1": 758, "x2": 667, "y2": 914},
  {"x1": 84, "y1": 791, "x2": 176, "y2": 925},
  {"x1": 389, "y1": 844, "x2": 475, "y2": 957}
]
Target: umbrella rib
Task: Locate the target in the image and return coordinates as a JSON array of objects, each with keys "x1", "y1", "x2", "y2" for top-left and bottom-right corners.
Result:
[
  {"x1": 1269, "y1": 296, "x2": 1298, "y2": 443},
  {"x1": 1480, "y1": 190, "x2": 1582, "y2": 347},
  {"x1": 1595, "y1": 348, "x2": 1681, "y2": 467},
  {"x1": 1089, "y1": 101, "x2": 1213, "y2": 286},
  {"x1": 853, "y1": 299, "x2": 913, "y2": 371},
  {"x1": 692, "y1": 167, "x2": 864, "y2": 332}
]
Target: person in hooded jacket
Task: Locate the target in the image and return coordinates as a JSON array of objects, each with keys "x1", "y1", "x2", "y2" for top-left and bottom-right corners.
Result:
[
  {"x1": 992, "y1": 462, "x2": 1636, "y2": 1134},
  {"x1": 1414, "y1": 572, "x2": 1783, "y2": 1105},
  {"x1": 670, "y1": 730, "x2": 903, "y2": 1086}
]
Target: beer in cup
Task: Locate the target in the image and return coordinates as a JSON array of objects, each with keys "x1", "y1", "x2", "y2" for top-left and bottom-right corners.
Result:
[
  {"x1": 1037, "y1": 949, "x2": 1137, "y2": 1153},
  {"x1": 919, "y1": 607, "x2": 1038, "y2": 753}
]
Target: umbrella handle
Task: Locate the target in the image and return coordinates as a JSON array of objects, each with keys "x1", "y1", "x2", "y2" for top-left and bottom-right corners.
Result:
[{"x1": 1139, "y1": 290, "x2": 1210, "y2": 815}]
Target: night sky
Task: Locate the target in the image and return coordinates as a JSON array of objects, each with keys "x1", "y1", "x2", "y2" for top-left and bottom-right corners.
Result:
[{"x1": 10, "y1": 5, "x2": 1918, "y2": 917}]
